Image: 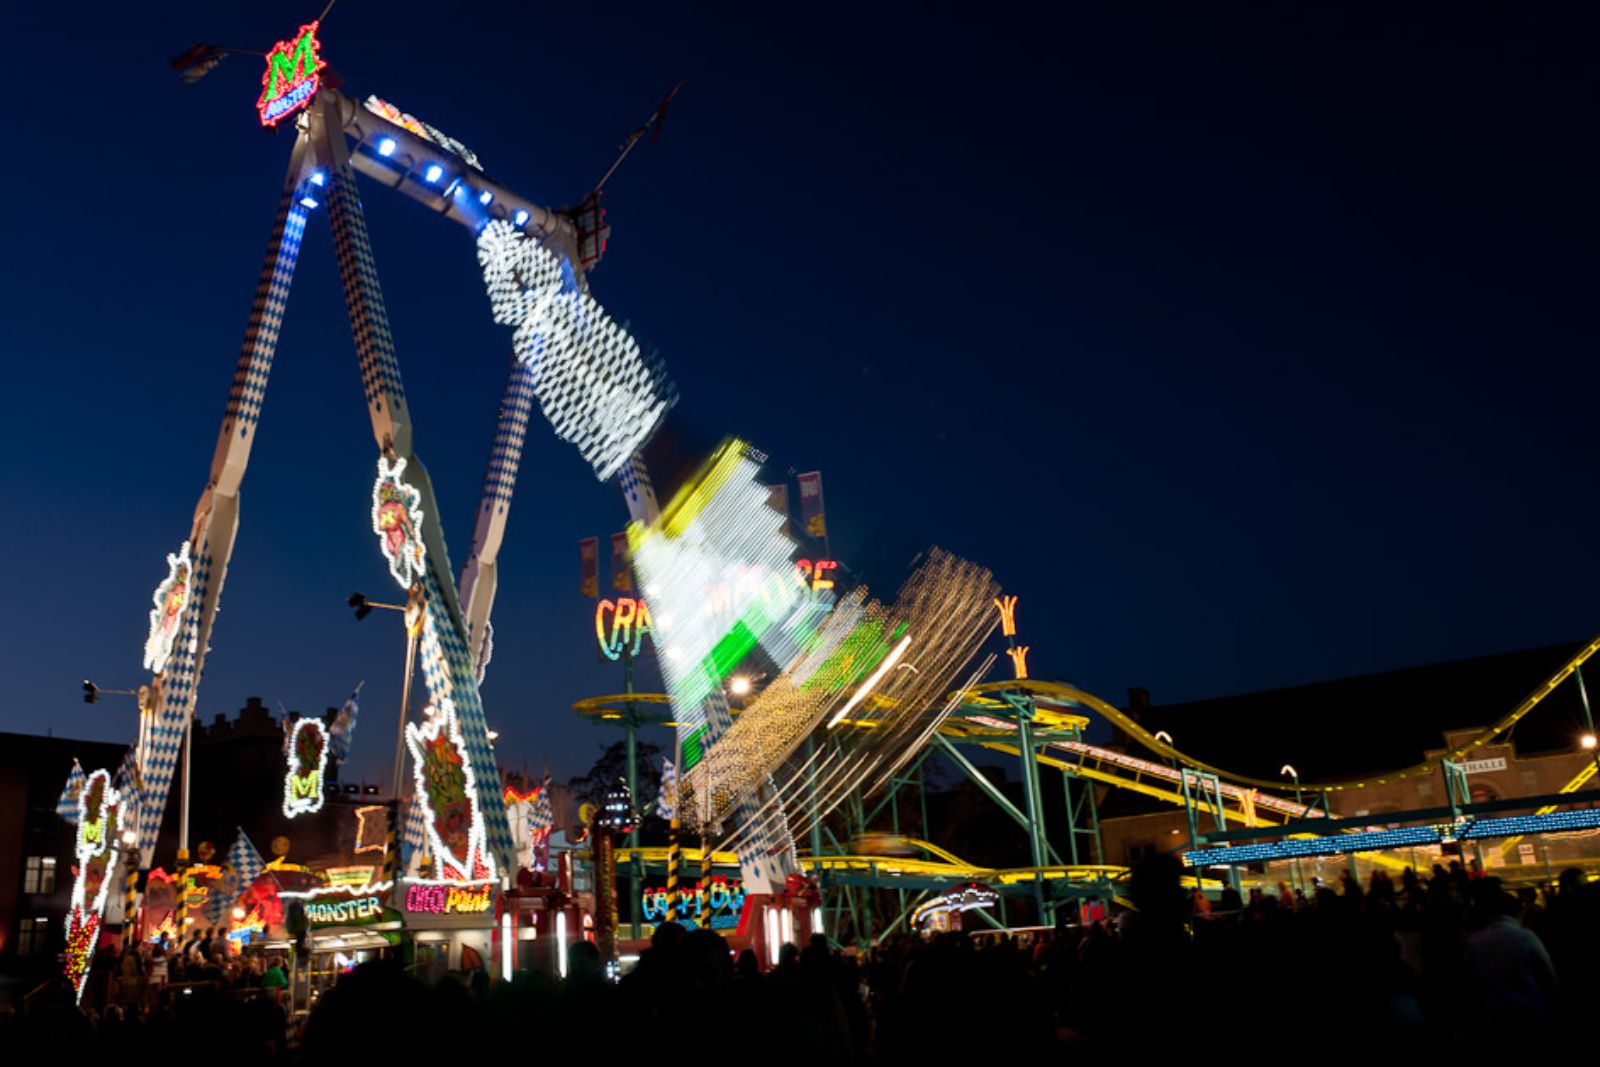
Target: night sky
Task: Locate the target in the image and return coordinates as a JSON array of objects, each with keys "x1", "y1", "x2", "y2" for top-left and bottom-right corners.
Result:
[{"x1": 4, "y1": 4, "x2": 1596, "y2": 784}]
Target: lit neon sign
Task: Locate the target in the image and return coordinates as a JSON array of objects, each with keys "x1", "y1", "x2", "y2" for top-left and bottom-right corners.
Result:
[
  {"x1": 1006, "y1": 645, "x2": 1030, "y2": 679},
  {"x1": 283, "y1": 718, "x2": 329, "y2": 818},
  {"x1": 705, "y1": 560, "x2": 838, "y2": 618},
  {"x1": 640, "y1": 876, "x2": 744, "y2": 931},
  {"x1": 256, "y1": 22, "x2": 325, "y2": 128},
  {"x1": 595, "y1": 597, "x2": 653, "y2": 660},
  {"x1": 795, "y1": 559, "x2": 838, "y2": 595},
  {"x1": 994, "y1": 595, "x2": 1018, "y2": 637},
  {"x1": 405, "y1": 883, "x2": 492, "y2": 915},
  {"x1": 305, "y1": 895, "x2": 384, "y2": 926}
]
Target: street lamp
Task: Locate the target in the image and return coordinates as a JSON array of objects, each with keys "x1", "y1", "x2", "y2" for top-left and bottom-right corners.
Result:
[
  {"x1": 1280, "y1": 764, "x2": 1302, "y2": 802},
  {"x1": 729, "y1": 676, "x2": 752, "y2": 697},
  {"x1": 1581, "y1": 734, "x2": 1597, "y2": 751},
  {"x1": 348, "y1": 588, "x2": 426, "y2": 802}
]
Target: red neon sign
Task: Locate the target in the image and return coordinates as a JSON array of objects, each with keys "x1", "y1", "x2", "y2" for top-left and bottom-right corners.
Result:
[
  {"x1": 795, "y1": 559, "x2": 838, "y2": 594},
  {"x1": 257, "y1": 22, "x2": 325, "y2": 128}
]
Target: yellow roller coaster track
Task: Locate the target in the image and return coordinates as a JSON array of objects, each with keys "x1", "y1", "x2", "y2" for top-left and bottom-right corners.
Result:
[
  {"x1": 965, "y1": 634, "x2": 1600, "y2": 794},
  {"x1": 621, "y1": 841, "x2": 1222, "y2": 891},
  {"x1": 1497, "y1": 761, "x2": 1600, "y2": 857}
]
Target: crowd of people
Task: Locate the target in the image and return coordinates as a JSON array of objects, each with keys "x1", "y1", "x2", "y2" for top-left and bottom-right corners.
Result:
[{"x1": 4, "y1": 857, "x2": 1598, "y2": 1062}]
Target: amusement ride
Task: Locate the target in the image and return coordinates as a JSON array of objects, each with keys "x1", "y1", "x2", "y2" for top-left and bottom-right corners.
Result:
[{"x1": 52, "y1": 12, "x2": 1600, "y2": 1000}]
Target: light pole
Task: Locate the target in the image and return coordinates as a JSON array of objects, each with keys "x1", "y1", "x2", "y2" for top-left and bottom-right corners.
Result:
[
  {"x1": 349, "y1": 588, "x2": 426, "y2": 803},
  {"x1": 1280, "y1": 764, "x2": 1304, "y2": 897}
]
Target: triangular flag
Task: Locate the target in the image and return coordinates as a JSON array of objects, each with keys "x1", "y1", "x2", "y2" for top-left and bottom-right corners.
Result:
[{"x1": 57, "y1": 760, "x2": 85, "y2": 821}]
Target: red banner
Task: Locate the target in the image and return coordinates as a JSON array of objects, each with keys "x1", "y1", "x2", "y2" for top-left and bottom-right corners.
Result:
[
  {"x1": 797, "y1": 471, "x2": 827, "y2": 541},
  {"x1": 610, "y1": 532, "x2": 633, "y2": 593},
  {"x1": 579, "y1": 537, "x2": 599, "y2": 597}
]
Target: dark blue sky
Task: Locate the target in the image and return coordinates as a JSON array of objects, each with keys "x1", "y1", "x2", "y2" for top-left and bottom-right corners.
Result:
[{"x1": 4, "y1": 4, "x2": 1596, "y2": 783}]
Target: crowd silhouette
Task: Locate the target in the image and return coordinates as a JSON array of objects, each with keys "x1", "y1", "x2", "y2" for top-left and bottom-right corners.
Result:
[{"x1": 5, "y1": 857, "x2": 1598, "y2": 1062}]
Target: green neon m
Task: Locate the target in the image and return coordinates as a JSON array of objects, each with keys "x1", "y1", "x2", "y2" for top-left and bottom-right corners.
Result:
[{"x1": 264, "y1": 30, "x2": 318, "y2": 102}]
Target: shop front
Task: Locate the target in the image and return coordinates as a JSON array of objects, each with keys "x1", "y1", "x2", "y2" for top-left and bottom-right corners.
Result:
[
  {"x1": 289, "y1": 887, "x2": 402, "y2": 1015},
  {"x1": 399, "y1": 880, "x2": 497, "y2": 983}
]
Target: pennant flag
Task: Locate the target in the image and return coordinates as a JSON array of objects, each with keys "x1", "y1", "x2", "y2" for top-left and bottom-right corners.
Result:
[
  {"x1": 112, "y1": 749, "x2": 142, "y2": 841},
  {"x1": 169, "y1": 43, "x2": 229, "y2": 85},
  {"x1": 530, "y1": 776, "x2": 555, "y2": 841},
  {"x1": 656, "y1": 758, "x2": 677, "y2": 819},
  {"x1": 610, "y1": 532, "x2": 633, "y2": 593},
  {"x1": 329, "y1": 682, "x2": 364, "y2": 763},
  {"x1": 579, "y1": 537, "x2": 600, "y2": 597},
  {"x1": 203, "y1": 886, "x2": 230, "y2": 927},
  {"x1": 227, "y1": 829, "x2": 266, "y2": 893},
  {"x1": 402, "y1": 792, "x2": 428, "y2": 873},
  {"x1": 57, "y1": 760, "x2": 84, "y2": 821},
  {"x1": 797, "y1": 471, "x2": 827, "y2": 541}
]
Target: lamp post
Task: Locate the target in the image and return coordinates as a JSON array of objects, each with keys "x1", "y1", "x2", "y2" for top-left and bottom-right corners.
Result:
[
  {"x1": 1280, "y1": 764, "x2": 1304, "y2": 897},
  {"x1": 348, "y1": 589, "x2": 426, "y2": 803}
]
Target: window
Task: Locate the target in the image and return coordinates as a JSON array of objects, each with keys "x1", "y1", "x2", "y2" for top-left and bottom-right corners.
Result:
[
  {"x1": 23, "y1": 856, "x2": 56, "y2": 894},
  {"x1": 16, "y1": 917, "x2": 48, "y2": 956}
]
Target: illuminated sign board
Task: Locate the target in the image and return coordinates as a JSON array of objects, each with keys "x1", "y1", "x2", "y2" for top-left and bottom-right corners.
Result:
[
  {"x1": 257, "y1": 22, "x2": 325, "y2": 128},
  {"x1": 640, "y1": 876, "x2": 744, "y2": 931},
  {"x1": 794, "y1": 559, "x2": 837, "y2": 594},
  {"x1": 705, "y1": 560, "x2": 839, "y2": 618},
  {"x1": 405, "y1": 883, "x2": 492, "y2": 915},
  {"x1": 595, "y1": 597, "x2": 653, "y2": 660},
  {"x1": 305, "y1": 895, "x2": 383, "y2": 926}
]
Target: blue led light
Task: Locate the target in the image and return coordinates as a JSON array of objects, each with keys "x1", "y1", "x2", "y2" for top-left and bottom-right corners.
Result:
[
  {"x1": 377, "y1": 137, "x2": 397, "y2": 158},
  {"x1": 424, "y1": 163, "x2": 445, "y2": 183},
  {"x1": 309, "y1": 170, "x2": 326, "y2": 187},
  {"x1": 478, "y1": 189, "x2": 493, "y2": 206},
  {"x1": 1185, "y1": 825, "x2": 1441, "y2": 867},
  {"x1": 513, "y1": 209, "x2": 530, "y2": 226},
  {"x1": 1458, "y1": 808, "x2": 1600, "y2": 839},
  {"x1": 299, "y1": 196, "x2": 319, "y2": 210}
]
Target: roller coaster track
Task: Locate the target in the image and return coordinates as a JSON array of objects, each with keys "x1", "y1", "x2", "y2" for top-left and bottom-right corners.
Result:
[
  {"x1": 967, "y1": 634, "x2": 1600, "y2": 794},
  {"x1": 619, "y1": 843, "x2": 1164, "y2": 890},
  {"x1": 1497, "y1": 761, "x2": 1600, "y2": 858}
]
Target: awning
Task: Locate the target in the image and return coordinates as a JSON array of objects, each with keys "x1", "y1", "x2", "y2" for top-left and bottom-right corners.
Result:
[{"x1": 308, "y1": 926, "x2": 397, "y2": 952}]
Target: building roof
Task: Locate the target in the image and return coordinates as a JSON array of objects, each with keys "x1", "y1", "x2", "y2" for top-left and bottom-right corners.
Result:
[{"x1": 1132, "y1": 640, "x2": 1594, "y2": 782}]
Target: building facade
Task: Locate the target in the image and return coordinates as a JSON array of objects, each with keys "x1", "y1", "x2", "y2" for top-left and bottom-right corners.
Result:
[{"x1": 0, "y1": 732, "x2": 126, "y2": 991}]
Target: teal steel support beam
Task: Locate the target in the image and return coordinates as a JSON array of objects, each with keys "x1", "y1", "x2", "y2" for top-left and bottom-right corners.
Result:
[{"x1": 932, "y1": 735, "x2": 1031, "y2": 831}]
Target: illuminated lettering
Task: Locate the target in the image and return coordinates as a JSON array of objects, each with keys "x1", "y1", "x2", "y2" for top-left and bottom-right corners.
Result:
[
  {"x1": 405, "y1": 883, "x2": 492, "y2": 914},
  {"x1": 595, "y1": 597, "x2": 653, "y2": 660},
  {"x1": 305, "y1": 896, "x2": 382, "y2": 925},
  {"x1": 256, "y1": 22, "x2": 325, "y2": 128}
]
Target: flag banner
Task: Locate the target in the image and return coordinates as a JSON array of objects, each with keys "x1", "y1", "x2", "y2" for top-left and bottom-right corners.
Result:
[
  {"x1": 657, "y1": 758, "x2": 677, "y2": 819},
  {"x1": 329, "y1": 683, "x2": 364, "y2": 763},
  {"x1": 767, "y1": 484, "x2": 790, "y2": 540},
  {"x1": 529, "y1": 776, "x2": 555, "y2": 871},
  {"x1": 797, "y1": 471, "x2": 827, "y2": 540},
  {"x1": 112, "y1": 750, "x2": 142, "y2": 837},
  {"x1": 58, "y1": 760, "x2": 85, "y2": 821},
  {"x1": 579, "y1": 537, "x2": 599, "y2": 597},
  {"x1": 228, "y1": 830, "x2": 266, "y2": 892},
  {"x1": 610, "y1": 532, "x2": 633, "y2": 593}
]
